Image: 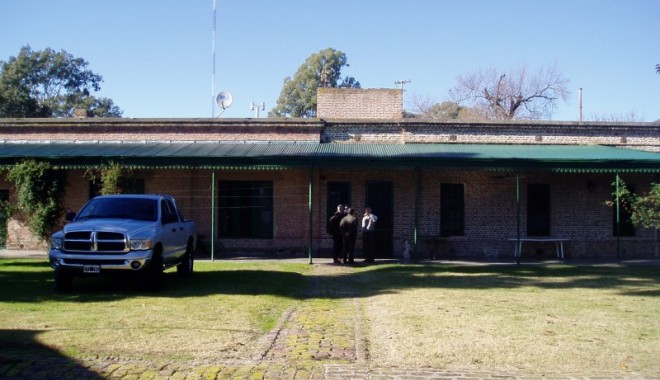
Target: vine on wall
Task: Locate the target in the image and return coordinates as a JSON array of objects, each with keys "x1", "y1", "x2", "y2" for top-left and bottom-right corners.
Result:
[
  {"x1": 6, "y1": 160, "x2": 67, "y2": 239},
  {"x1": 85, "y1": 162, "x2": 135, "y2": 195}
]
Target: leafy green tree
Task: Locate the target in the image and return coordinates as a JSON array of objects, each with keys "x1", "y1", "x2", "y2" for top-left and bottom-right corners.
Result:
[
  {"x1": 0, "y1": 45, "x2": 122, "y2": 118},
  {"x1": 607, "y1": 178, "x2": 660, "y2": 257},
  {"x1": 269, "y1": 48, "x2": 360, "y2": 118},
  {"x1": 610, "y1": 179, "x2": 660, "y2": 230}
]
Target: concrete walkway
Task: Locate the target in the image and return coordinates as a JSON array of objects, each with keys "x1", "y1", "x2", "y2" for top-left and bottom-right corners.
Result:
[{"x1": 1, "y1": 250, "x2": 657, "y2": 379}]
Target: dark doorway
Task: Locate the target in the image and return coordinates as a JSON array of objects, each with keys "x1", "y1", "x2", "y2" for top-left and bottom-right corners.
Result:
[
  {"x1": 0, "y1": 190, "x2": 7, "y2": 248},
  {"x1": 365, "y1": 181, "x2": 393, "y2": 257},
  {"x1": 440, "y1": 183, "x2": 465, "y2": 237},
  {"x1": 527, "y1": 184, "x2": 551, "y2": 236},
  {"x1": 326, "y1": 182, "x2": 351, "y2": 221},
  {"x1": 613, "y1": 183, "x2": 636, "y2": 237}
]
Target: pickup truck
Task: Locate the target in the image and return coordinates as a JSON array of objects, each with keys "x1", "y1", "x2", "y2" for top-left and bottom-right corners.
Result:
[{"x1": 49, "y1": 194, "x2": 197, "y2": 291}]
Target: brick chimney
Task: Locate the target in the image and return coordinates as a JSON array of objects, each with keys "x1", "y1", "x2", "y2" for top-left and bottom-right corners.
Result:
[
  {"x1": 74, "y1": 108, "x2": 91, "y2": 118},
  {"x1": 317, "y1": 88, "x2": 403, "y2": 119}
]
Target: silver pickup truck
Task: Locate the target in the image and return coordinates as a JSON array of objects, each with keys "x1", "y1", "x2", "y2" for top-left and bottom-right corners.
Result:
[{"x1": 49, "y1": 194, "x2": 197, "y2": 291}]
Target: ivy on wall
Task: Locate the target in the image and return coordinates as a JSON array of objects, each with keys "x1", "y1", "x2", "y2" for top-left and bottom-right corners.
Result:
[
  {"x1": 6, "y1": 159, "x2": 67, "y2": 240},
  {"x1": 85, "y1": 162, "x2": 136, "y2": 195}
]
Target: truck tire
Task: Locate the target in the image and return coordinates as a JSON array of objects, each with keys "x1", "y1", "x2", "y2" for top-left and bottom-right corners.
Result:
[
  {"x1": 143, "y1": 252, "x2": 163, "y2": 291},
  {"x1": 54, "y1": 269, "x2": 74, "y2": 292},
  {"x1": 177, "y1": 241, "x2": 194, "y2": 277}
]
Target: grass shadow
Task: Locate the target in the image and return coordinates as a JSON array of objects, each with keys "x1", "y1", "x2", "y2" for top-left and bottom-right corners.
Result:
[
  {"x1": 332, "y1": 262, "x2": 660, "y2": 298},
  {"x1": 1, "y1": 258, "x2": 658, "y2": 304},
  {"x1": 0, "y1": 329, "x2": 103, "y2": 379}
]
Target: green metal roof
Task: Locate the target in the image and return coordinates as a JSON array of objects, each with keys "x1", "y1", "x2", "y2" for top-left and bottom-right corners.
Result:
[{"x1": 0, "y1": 142, "x2": 658, "y2": 173}]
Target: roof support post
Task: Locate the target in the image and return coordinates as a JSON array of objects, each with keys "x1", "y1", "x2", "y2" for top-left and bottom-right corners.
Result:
[
  {"x1": 308, "y1": 162, "x2": 314, "y2": 264},
  {"x1": 413, "y1": 167, "x2": 420, "y2": 258},
  {"x1": 616, "y1": 173, "x2": 621, "y2": 264},
  {"x1": 211, "y1": 170, "x2": 216, "y2": 262},
  {"x1": 515, "y1": 171, "x2": 521, "y2": 265}
]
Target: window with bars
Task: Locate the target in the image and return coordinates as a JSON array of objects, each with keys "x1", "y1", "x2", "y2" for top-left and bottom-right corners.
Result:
[{"x1": 218, "y1": 181, "x2": 273, "y2": 239}]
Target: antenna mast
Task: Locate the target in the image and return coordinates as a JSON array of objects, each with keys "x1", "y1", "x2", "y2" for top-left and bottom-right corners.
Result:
[
  {"x1": 578, "y1": 87, "x2": 583, "y2": 123},
  {"x1": 211, "y1": 0, "x2": 217, "y2": 117},
  {"x1": 394, "y1": 79, "x2": 411, "y2": 91}
]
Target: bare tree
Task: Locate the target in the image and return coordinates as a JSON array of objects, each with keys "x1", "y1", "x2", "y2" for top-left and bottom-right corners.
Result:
[
  {"x1": 448, "y1": 64, "x2": 570, "y2": 120},
  {"x1": 408, "y1": 93, "x2": 486, "y2": 120},
  {"x1": 589, "y1": 110, "x2": 645, "y2": 122}
]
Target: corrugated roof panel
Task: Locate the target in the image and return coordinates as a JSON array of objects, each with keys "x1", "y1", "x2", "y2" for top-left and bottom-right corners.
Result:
[{"x1": 0, "y1": 142, "x2": 658, "y2": 172}]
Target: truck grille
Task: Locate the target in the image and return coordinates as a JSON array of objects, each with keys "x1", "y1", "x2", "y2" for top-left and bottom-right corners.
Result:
[{"x1": 63, "y1": 231, "x2": 129, "y2": 254}]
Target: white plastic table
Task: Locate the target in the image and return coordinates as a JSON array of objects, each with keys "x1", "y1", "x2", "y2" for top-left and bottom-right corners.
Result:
[{"x1": 507, "y1": 237, "x2": 569, "y2": 260}]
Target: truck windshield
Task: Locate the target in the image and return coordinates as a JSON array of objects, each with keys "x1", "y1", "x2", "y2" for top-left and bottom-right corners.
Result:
[{"x1": 76, "y1": 198, "x2": 158, "y2": 222}]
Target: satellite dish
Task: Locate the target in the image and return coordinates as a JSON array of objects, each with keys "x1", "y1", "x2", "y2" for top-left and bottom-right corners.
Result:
[{"x1": 216, "y1": 91, "x2": 233, "y2": 110}]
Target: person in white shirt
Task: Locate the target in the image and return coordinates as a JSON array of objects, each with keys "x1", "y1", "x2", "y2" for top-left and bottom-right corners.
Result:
[{"x1": 361, "y1": 207, "x2": 378, "y2": 262}]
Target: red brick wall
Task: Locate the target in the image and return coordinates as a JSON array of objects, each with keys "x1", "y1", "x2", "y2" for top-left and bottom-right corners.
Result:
[
  {"x1": 1, "y1": 118, "x2": 658, "y2": 257},
  {"x1": 2, "y1": 166, "x2": 658, "y2": 259}
]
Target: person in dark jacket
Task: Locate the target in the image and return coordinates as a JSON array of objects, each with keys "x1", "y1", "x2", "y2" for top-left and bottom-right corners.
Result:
[
  {"x1": 339, "y1": 207, "x2": 358, "y2": 264},
  {"x1": 327, "y1": 204, "x2": 346, "y2": 264}
]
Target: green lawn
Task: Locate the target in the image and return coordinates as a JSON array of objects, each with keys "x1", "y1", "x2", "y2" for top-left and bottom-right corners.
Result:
[
  {"x1": 0, "y1": 258, "x2": 658, "y2": 375},
  {"x1": 0, "y1": 259, "x2": 311, "y2": 361}
]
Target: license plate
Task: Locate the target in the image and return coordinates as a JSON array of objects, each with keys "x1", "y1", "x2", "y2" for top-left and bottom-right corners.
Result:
[{"x1": 83, "y1": 265, "x2": 101, "y2": 274}]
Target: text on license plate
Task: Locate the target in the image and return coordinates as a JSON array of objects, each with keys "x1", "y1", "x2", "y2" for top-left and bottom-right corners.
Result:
[{"x1": 83, "y1": 265, "x2": 101, "y2": 274}]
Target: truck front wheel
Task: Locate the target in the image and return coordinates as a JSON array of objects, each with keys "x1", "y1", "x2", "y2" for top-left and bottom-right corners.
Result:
[
  {"x1": 177, "y1": 241, "x2": 194, "y2": 277},
  {"x1": 143, "y1": 251, "x2": 163, "y2": 291}
]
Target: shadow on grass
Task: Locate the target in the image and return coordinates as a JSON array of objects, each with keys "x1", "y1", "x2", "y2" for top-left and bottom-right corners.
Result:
[
  {"x1": 0, "y1": 329, "x2": 103, "y2": 379},
  {"x1": 1, "y1": 258, "x2": 658, "y2": 303},
  {"x1": 348, "y1": 263, "x2": 660, "y2": 297}
]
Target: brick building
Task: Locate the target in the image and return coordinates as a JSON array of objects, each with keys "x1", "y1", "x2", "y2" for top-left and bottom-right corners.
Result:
[{"x1": 1, "y1": 89, "x2": 659, "y2": 261}]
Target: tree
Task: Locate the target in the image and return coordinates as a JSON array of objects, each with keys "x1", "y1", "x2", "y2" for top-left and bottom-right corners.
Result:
[
  {"x1": 269, "y1": 48, "x2": 360, "y2": 118},
  {"x1": 608, "y1": 178, "x2": 660, "y2": 256},
  {"x1": 448, "y1": 64, "x2": 570, "y2": 120},
  {"x1": 609, "y1": 179, "x2": 660, "y2": 230},
  {"x1": 409, "y1": 93, "x2": 485, "y2": 120},
  {"x1": 588, "y1": 111, "x2": 645, "y2": 122},
  {"x1": 0, "y1": 46, "x2": 122, "y2": 118}
]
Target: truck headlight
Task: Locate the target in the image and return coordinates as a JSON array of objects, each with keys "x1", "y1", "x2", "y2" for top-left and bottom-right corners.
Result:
[
  {"x1": 129, "y1": 239, "x2": 152, "y2": 251},
  {"x1": 51, "y1": 237, "x2": 63, "y2": 250}
]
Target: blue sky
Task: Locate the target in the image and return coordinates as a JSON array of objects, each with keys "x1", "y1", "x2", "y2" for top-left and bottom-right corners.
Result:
[{"x1": 2, "y1": 0, "x2": 659, "y2": 121}]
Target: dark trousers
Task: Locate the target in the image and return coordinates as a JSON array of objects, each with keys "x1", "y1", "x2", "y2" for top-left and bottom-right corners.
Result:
[
  {"x1": 362, "y1": 231, "x2": 375, "y2": 261},
  {"x1": 332, "y1": 233, "x2": 343, "y2": 261},
  {"x1": 342, "y1": 233, "x2": 356, "y2": 262}
]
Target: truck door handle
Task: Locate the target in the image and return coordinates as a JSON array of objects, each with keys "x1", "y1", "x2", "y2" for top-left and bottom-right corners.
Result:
[{"x1": 172, "y1": 228, "x2": 177, "y2": 233}]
